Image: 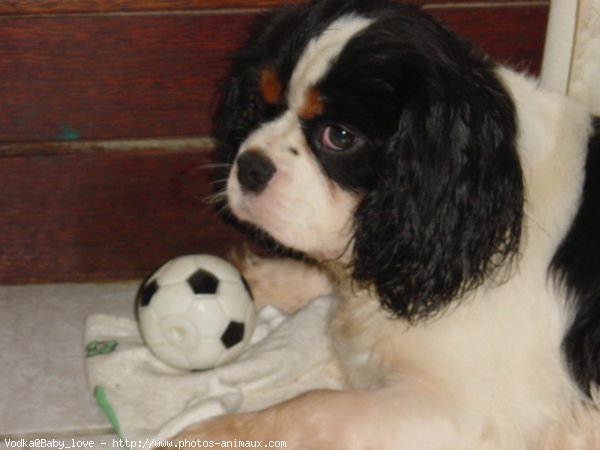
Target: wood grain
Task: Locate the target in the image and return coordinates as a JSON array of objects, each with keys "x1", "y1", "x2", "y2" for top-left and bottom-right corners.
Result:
[
  {"x1": 0, "y1": 0, "x2": 548, "y2": 15},
  {"x1": 0, "y1": 6, "x2": 548, "y2": 145},
  {"x1": 0, "y1": 147, "x2": 244, "y2": 284},
  {"x1": 435, "y1": 6, "x2": 548, "y2": 74},
  {"x1": 0, "y1": 13, "x2": 255, "y2": 144}
]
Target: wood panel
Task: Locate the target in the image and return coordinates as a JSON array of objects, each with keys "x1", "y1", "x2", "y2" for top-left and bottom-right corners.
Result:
[
  {"x1": 434, "y1": 6, "x2": 548, "y2": 75},
  {"x1": 0, "y1": 6, "x2": 548, "y2": 145},
  {"x1": 0, "y1": 0, "x2": 548, "y2": 15},
  {"x1": 0, "y1": 146, "x2": 244, "y2": 284},
  {"x1": 0, "y1": 13, "x2": 255, "y2": 144}
]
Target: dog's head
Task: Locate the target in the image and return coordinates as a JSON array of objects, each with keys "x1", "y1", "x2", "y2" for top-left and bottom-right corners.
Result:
[{"x1": 214, "y1": 0, "x2": 524, "y2": 320}]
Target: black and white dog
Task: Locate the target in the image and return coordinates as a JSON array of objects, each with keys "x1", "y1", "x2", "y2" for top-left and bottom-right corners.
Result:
[{"x1": 170, "y1": 1, "x2": 600, "y2": 448}]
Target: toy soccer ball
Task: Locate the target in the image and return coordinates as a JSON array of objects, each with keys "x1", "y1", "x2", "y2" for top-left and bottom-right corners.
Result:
[{"x1": 136, "y1": 254, "x2": 256, "y2": 371}]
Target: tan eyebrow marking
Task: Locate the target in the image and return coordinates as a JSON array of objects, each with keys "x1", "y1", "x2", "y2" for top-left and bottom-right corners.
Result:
[
  {"x1": 260, "y1": 67, "x2": 283, "y2": 105},
  {"x1": 288, "y1": 16, "x2": 372, "y2": 111},
  {"x1": 298, "y1": 87, "x2": 324, "y2": 120}
]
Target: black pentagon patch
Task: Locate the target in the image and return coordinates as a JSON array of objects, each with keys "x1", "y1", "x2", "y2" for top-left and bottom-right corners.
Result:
[
  {"x1": 138, "y1": 279, "x2": 159, "y2": 307},
  {"x1": 221, "y1": 321, "x2": 245, "y2": 348},
  {"x1": 187, "y1": 269, "x2": 219, "y2": 295},
  {"x1": 240, "y1": 275, "x2": 254, "y2": 301}
]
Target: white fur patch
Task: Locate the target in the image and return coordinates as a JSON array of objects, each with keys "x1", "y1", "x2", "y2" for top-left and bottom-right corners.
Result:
[{"x1": 288, "y1": 15, "x2": 372, "y2": 113}]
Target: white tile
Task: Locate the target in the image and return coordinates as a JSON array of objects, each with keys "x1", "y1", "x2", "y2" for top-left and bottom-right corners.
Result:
[{"x1": 0, "y1": 283, "x2": 138, "y2": 437}]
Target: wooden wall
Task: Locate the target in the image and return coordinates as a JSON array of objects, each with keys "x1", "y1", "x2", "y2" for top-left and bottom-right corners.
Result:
[{"x1": 0, "y1": 0, "x2": 549, "y2": 285}]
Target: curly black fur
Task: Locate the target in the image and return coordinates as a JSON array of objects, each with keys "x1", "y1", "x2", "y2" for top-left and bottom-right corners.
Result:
[{"x1": 345, "y1": 10, "x2": 525, "y2": 321}]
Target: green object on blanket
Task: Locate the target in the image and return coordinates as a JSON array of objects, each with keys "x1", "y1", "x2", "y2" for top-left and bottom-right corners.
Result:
[{"x1": 94, "y1": 385, "x2": 123, "y2": 437}]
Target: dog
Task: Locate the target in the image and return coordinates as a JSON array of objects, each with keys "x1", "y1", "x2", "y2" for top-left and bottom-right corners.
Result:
[{"x1": 167, "y1": 0, "x2": 600, "y2": 448}]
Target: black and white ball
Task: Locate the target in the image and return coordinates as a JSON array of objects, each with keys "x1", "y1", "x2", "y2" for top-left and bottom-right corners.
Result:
[{"x1": 136, "y1": 254, "x2": 256, "y2": 371}]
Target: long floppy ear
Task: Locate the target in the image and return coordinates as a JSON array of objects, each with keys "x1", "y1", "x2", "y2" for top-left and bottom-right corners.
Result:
[{"x1": 352, "y1": 33, "x2": 524, "y2": 321}]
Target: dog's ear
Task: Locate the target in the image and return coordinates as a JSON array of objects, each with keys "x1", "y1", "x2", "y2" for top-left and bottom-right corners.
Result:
[{"x1": 352, "y1": 36, "x2": 524, "y2": 321}]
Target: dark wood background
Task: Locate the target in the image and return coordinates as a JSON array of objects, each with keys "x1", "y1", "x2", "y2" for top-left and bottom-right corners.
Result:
[{"x1": 0, "y1": 0, "x2": 549, "y2": 285}]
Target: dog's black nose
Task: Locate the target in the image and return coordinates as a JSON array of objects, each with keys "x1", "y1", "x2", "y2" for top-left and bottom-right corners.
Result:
[{"x1": 236, "y1": 151, "x2": 276, "y2": 194}]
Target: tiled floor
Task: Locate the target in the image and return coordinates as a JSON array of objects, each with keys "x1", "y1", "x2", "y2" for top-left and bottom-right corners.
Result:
[{"x1": 0, "y1": 283, "x2": 138, "y2": 446}]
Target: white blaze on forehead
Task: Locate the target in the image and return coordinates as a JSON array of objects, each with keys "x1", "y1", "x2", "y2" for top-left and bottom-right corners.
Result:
[{"x1": 288, "y1": 15, "x2": 373, "y2": 111}]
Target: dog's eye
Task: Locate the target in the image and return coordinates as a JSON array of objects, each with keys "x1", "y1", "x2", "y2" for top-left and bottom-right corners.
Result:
[{"x1": 321, "y1": 125, "x2": 356, "y2": 151}]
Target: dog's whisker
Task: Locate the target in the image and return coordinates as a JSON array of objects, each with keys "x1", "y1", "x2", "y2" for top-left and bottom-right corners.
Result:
[
  {"x1": 211, "y1": 177, "x2": 231, "y2": 185},
  {"x1": 214, "y1": 202, "x2": 230, "y2": 217},
  {"x1": 190, "y1": 162, "x2": 234, "y2": 173},
  {"x1": 203, "y1": 191, "x2": 228, "y2": 205}
]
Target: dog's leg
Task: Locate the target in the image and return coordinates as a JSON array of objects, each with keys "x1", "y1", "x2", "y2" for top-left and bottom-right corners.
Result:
[
  {"x1": 160, "y1": 386, "x2": 479, "y2": 450},
  {"x1": 160, "y1": 389, "x2": 369, "y2": 450},
  {"x1": 231, "y1": 250, "x2": 334, "y2": 314}
]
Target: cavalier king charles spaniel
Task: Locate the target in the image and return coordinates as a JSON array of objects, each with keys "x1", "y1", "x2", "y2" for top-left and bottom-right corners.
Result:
[{"x1": 167, "y1": 0, "x2": 600, "y2": 448}]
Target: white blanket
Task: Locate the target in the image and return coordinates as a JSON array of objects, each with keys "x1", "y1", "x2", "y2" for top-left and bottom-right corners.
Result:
[{"x1": 84, "y1": 295, "x2": 343, "y2": 442}]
